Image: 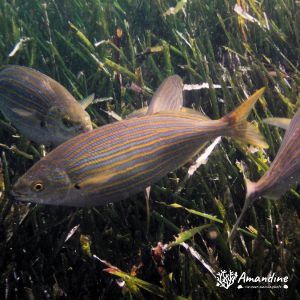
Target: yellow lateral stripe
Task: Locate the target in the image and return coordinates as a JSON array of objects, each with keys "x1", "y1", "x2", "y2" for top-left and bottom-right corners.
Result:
[
  {"x1": 79, "y1": 141, "x2": 185, "y2": 189},
  {"x1": 73, "y1": 131, "x2": 202, "y2": 179},
  {"x1": 68, "y1": 128, "x2": 200, "y2": 173},
  {"x1": 63, "y1": 115, "x2": 223, "y2": 161}
]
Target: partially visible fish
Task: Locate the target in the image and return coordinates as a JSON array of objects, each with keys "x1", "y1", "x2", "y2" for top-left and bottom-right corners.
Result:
[
  {"x1": 0, "y1": 65, "x2": 93, "y2": 146},
  {"x1": 12, "y1": 87, "x2": 267, "y2": 207},
  {"x1": 230, "y1": 111, "x2": 300, "y2": 241}
]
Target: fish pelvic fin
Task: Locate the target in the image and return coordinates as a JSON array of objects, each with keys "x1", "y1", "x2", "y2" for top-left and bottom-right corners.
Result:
[{"x1": 221, "y1": 88, "x2": 268, "y2": 148}]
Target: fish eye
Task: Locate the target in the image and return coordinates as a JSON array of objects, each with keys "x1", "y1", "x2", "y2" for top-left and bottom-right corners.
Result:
[
  {"x1": 32, "y1": 181, "x2": 44, "y2": 192},
  {"x1": 62, "y1": 117, "x2": 75, "y2": 128}
]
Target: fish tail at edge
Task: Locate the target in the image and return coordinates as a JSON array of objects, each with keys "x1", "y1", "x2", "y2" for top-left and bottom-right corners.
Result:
[
  {"x1": 228, "y1": 177, "x2": 257, "y2": 242},
  {"x1": 221, "y1": 88, "x2": 268, "y2": 149}
]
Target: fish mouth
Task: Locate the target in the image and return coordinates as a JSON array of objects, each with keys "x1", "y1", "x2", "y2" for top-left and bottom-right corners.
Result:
[
  {"x1": 77, "y1": 123, "x2": 93, "y2": 133},
  {"x1": 83, "y1": 122, "x2": 93, "y2": 132},
  {"x1": 10, "y1": 189, "x2": 31, "y2": 203}
]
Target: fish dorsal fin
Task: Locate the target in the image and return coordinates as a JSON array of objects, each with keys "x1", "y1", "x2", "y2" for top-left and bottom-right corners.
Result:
[
  {"x1": 263, "y1": 117, "x2": 291, "y2": 130},
  {"x1": 79, "y1": 93, "x2": 95, "y2": 110},
  {"x1": 147, "y1": 75, "x2": 184, "y2": 114},
  {"x1": 126, "y1": 75, "x2": 211, "y2": 120}
]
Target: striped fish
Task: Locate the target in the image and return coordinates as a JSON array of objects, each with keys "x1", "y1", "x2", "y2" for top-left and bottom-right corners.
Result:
[
  {"x1": 12, "y1": 87, "x2": 267, "y2": 207},
  {"x1": 0, "y1": 65, "x2": 92, "y2": 146},
  {"x1": 230, "y1": 111, "x2": 300, "y2": 240}
]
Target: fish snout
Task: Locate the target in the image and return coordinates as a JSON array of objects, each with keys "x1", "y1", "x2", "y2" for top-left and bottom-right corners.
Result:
[
  {"x1": 10, "y1": 187, "x2": 26, "y2": 202},
  {"x1": 78, "y1": 123, "x2": 93, "y2": 133}
]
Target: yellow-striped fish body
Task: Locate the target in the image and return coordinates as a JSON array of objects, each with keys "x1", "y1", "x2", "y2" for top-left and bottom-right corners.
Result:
[
  {"x1": 246, "y1": 109, "x2": 300, "y2": 202},
  {"x1": 0, "y1": 65, "x2": 92, "y2": 146},
  {"x1": 12, "y1": 87, "x2": 267, "y2": 207}
]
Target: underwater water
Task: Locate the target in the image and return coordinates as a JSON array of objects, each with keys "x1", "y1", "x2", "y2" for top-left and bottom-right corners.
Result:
[{"x1": 0, "y1": 0, "x2": 299, "y2": 299}]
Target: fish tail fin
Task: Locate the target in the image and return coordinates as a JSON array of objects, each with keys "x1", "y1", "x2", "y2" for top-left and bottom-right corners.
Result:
[
  {"x1": 229, "y1": 177, "x2": 257, "y2": 242},
  {"x1": 221, "y1": 88, "x2": 268, "y2": 148},
  {"x1": 245, "y1": 176, "x2": 257, "y2": 202}
]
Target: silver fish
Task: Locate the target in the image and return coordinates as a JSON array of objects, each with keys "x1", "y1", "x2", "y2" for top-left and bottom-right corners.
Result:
[{"x1": 0, "y1": 65, "x2": 93, "y2": 146}]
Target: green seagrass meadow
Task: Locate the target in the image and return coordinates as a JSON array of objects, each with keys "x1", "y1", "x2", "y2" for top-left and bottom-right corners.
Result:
[{"x1": 0, "y1": 0, "x2": 299, "y2": 299}]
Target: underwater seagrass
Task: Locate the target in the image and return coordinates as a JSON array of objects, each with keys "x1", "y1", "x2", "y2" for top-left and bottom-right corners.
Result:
[
  {"x1": 12, "y1": 76, "x2": 267, "y2": 207},
  {"x1": 230, "y1": 111, "x2": 300, "y2": 240},
  {"x1": 0, "y1": 65, "x2": 93, "y2": 147}
]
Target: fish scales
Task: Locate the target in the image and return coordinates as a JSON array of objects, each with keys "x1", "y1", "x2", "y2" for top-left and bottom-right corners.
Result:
[
  {"x1": 12, "y1": 82, "x2": 267, "y2": 207},
  {"x1": 56, "y1": 114, "x2": 224, "y2": 182},
  {"x1": 0, "y1": 76, "x2": 50, "y2": 116},
  {"x1": 63, "y1": 118, "x2": 215, "y2": 161},
  {"x1": 15, "y1": 113, "x2": 228, "y2": 206}
]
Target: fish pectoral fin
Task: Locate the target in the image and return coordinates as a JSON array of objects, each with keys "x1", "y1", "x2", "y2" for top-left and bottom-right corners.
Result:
[
  {"x1": 10, "y1": 107, "x2": 37, "y2": 120},
  {"x1": 147, "y1": 75, "x2": 184, "y2": 114},
  {"x1": 263, "y1": 117, "x2": 291, "y2": 130},
  {"x1": 80, "y1": 93, "x2": 95, "y2": 110}
]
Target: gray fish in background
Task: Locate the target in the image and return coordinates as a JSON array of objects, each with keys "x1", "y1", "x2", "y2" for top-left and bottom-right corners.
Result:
[
  {"x1": 0, "y1": 65, "x2": 93, "y2": 147},
  {"x1": 230, "y1": 110, "x2": 300, "y2": 240},
  {"x1": 12, "y1": 84, "x2": 267, "y2": 207}
]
